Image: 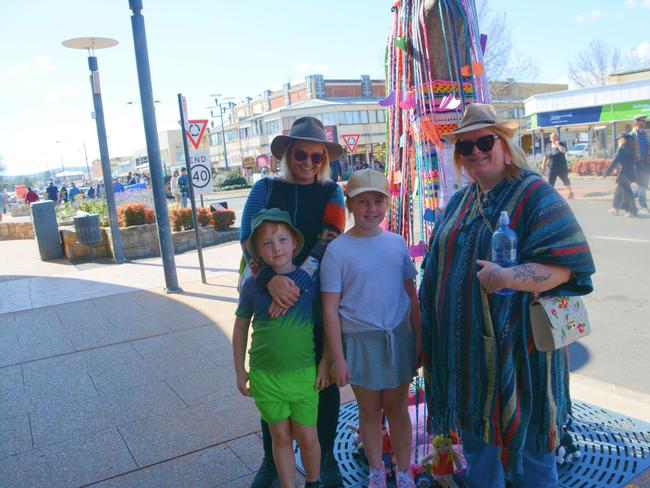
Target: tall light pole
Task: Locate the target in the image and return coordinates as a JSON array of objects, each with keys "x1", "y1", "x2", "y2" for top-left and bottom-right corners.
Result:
[
  {"x1": 209, "y1": 94, "x2": 234, "y2": 171},
  {"x1": 62, "y1": 36, "x2": 125, "y2": 263},
  {"x1": 55, "y1": 140, "x2": 66, "y2": 182},
  {"x1": 128, "y1": 0, "x2": 180, "y2": 292},
  {"x1": 82, "y1": 141, "x2": 91, "y2": 183}
]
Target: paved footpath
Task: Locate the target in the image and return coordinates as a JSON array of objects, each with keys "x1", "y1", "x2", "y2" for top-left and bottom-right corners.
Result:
[{"x1": 0, "y1": 239, "x2": 277, "y2": 487}]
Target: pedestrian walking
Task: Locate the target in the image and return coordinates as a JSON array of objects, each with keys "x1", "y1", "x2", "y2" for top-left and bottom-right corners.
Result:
[
  {"x1": 240, "y1": 116, "x2": 346, "y2": 487},
  {"x1": 233, "y1": 209, "x2": 325, "y2": 488},
  {"x1": 25, "y1": 187, "x2": 39, "y2": 204},
  {"x1": 178, "y1": 168, "x2": 190, "y2": 208},
  {"x1": 170, "y1": 169, "x2": 181, "y2": 205},
  {"x1": 1, "y1": 184, "x2": 8, "y2": 213},
  {"x1": 87, "y1": 185, "x2": 95, "y2": 199},
  {"x1": 112, "y1": 178, "x2": 124, "y2": 193},
  {"x1": 45, "y1": 182, "x2": 58, "y2": 203},
  {"x1": 60, "y1": 185, "x2": 69, "y2": 203},
  {"x1": 321, "y1": 169, "x2": 421, "y2": 488},
  {"x1": 605, "y1": 132, "x2": 637, "y2": 217},
  {"x1": 542, "y1": 132, "x2": 574, "y2": 199},
  {"x1": 419, "y1": 104, "x2": 595, "y2": 487},
  {"x1": 629, "y1": 114, "x2": 649, "y2": 214},
  {"x1": 68, "y1": 182, "x2": 81, "y2": 201}
]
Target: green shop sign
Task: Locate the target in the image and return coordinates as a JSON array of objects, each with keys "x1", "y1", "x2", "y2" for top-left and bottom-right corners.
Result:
[{"x1": 599, "y1": 99, "x2": 650, "y2": 122}]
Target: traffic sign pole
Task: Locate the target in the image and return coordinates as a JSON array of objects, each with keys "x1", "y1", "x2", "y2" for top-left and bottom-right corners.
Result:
[{"x1": 178, "y1": 93, "x2": 207, "y2": 284}]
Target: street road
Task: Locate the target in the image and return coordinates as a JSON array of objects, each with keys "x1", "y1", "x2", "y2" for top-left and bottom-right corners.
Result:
[
  {"x1": 201, "y1": 187, "x2": 650, "y2": 396},
  {"x1": 568, "y1": 199, "x2": 650, "y2": 395}
]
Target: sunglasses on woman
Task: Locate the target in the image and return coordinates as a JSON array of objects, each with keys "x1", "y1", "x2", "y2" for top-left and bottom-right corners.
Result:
[
  {"x1": 293, "y1": 149, "x2": 325, "y2": 164},
  {"x1": 455, "y1": 134, "x2": 500, "y2": 156}
]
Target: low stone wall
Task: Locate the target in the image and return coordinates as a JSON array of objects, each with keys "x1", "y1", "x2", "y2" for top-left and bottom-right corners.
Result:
[
  {"x1": 0, "y1": 222, "x2": 35, "y2": 240},
  {"x1": 61, "y1": 223, "x2": 239, "y2": 260}
]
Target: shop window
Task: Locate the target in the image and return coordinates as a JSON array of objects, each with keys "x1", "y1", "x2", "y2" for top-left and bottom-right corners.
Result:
[
  {"x1": 339, "y1": 111, "x2": 369, "y2": 125},
  {"x1": 264, "y1": 119, "x2": 280, "y2": 134},
  {"x1": 239, "y1": 127, "x2": 250, "y2": 139},
  {"x1": 322, "y1": 112, "x2": 337, "y2": 125}
]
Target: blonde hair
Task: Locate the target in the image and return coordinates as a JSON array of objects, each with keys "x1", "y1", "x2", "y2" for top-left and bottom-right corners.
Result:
[
  {"x1": 279, "y1": 142, "x2": 332, "y2": 184},
  {"x1": 452, "y1": 126, "x2": 531, "y2": 182}
]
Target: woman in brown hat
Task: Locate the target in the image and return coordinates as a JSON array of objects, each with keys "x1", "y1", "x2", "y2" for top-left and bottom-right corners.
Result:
[
  {"x1": 419, "y1": 103, "x2": 595, "y2": 486},
  {"x1": 240, "y1": 116, "x2": 345, "y2": 487}
]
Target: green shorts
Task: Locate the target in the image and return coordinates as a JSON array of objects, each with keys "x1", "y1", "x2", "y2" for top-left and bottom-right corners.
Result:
[{"x1": 249, "y1": 365, "x2": 318, "y2": 426}]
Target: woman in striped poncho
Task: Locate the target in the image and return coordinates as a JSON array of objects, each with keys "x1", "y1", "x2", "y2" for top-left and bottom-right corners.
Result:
[{"x1": 420, "y1": 104, "x2": 595, "y2": 487}]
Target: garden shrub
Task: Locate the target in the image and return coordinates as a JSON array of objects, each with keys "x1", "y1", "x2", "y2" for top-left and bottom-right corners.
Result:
[
  {"x1": 197, "y1": 207, "x2": 212, "y2": 227},
  {"x1": 212, "y1": 209, "x2": 236, "y2": 230},
  {"x1": 214, "y1": 171, "x2": 247, "y2": 189},
  {"x1": 117, "y1": 203, "x2": 153, "y2": 227},
  {"x1": 169, "y1": 207, "x2": 193, "y2": 231},
  {"x1": 571, "y1": 158, "x2": 612, "y2": 176}
]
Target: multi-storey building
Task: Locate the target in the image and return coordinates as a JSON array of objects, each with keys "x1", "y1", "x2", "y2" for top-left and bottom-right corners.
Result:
[{"x1": 208, "y1": 75, "x2": 567, "y2": 174}]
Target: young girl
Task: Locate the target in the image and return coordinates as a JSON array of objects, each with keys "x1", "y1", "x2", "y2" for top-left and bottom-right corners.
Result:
[{"x1": 320, "y1": 169, "x2": 421, "y2": 488}]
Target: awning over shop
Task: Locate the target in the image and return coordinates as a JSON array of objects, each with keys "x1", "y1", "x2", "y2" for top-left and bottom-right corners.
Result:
[{"x1": 526, "y1": 78, "x2": 650, "y2": 129}]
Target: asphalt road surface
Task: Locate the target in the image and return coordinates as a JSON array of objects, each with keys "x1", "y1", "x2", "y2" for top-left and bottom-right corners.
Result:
[{"x1": 567, "y1": 199, "x2": 650, "y2": 395}]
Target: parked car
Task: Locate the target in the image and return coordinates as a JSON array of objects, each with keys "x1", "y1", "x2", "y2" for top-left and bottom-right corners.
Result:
[{"x1": 568, "y1": 143, "x2": 589, "y2": 158}]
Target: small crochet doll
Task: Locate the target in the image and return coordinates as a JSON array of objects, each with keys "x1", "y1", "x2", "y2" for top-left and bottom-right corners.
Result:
[{"x1": 421, "y1": 435, "x2": 461, "y2": 488}]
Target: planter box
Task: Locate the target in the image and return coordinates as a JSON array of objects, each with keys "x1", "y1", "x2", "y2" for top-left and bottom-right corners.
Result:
[
  {"x1": 99, "y1": 223, "x2": 240, "y2": 260},
  {"x1": 60, "y1": 226, "x2": 112, "y2": 260}
]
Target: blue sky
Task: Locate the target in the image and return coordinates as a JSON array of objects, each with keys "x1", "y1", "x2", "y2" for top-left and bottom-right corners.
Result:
[{"x1": 1, "y1": 0, "x2": 649, "y2": 176}]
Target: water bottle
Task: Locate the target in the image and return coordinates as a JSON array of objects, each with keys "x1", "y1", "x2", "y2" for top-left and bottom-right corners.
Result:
[{"x1": 491, "y1": 211, "x2": 517, "y2": 296}]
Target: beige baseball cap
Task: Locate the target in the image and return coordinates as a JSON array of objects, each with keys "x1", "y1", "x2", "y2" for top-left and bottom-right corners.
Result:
[{"x1": 345, "y1": 169, "x2": 390, "y2": 198}]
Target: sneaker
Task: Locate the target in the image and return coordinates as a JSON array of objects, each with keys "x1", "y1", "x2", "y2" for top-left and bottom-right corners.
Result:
[
  {"x1": 396, "y1": 470, "x2": 416, "y2": 488},
  {"x1": 608, "y1": 208, "x2": 619, "y2": 216},
  {"x1": 304, "y1": 481, "x2": 323, "y2": 488},
  {"x1": 624, "y1": 211, "x2": 636, "y2": 218},
  {"x1": 320, "y1": 451, "x2": 342, "y2": 487},
  {"x1": 639, "y1": 207, "x2": 649, "y2": 215},
  {"x1": 368, "y1": 464, "x2": 387, "y2": 488},
  {"x1": 251, "y1": 455, "x2": 279, "y2": 488}
]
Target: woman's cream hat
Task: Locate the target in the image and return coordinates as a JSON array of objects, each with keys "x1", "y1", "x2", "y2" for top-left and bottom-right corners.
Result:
[{"x1": 444, "y1": 103, "x2": 519, "y2": 142}]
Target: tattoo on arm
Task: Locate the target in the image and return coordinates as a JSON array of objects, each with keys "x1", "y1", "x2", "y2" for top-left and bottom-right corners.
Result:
[
  {"x1": 487, "y1": 268, "x2": 500, "y2": 282},
  {"x1": 512, "y1": 264, "x2": 551, "y2": 283}
]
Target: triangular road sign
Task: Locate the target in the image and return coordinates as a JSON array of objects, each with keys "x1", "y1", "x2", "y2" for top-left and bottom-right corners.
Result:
[
  {"x1": 341, "y1": 133, "x2": 361, "y2": 154},
  {"x1": 186, "y1": 119, "x2": 208, "y2": 149}
]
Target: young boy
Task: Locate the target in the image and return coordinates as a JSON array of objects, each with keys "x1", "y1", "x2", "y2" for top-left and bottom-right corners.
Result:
[{"x1": 232, "y1": 208, "x2": 323, "y2": 488}]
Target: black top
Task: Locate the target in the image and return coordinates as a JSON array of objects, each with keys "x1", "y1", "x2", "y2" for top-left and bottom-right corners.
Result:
[{"x1": 546, "y1": 141, "x2": 568, "y2": 171}]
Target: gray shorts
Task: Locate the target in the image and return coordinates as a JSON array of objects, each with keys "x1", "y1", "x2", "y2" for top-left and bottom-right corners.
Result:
[{"x1": 343, "y1": 317, "x2": 416, "y2": 390}]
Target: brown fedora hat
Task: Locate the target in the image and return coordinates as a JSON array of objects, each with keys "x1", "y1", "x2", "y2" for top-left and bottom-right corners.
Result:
[
  {"x1": 271, "y1": 116, "x2": 343, "y2": 160},
  {"x1": 443, "y1": 103, "x2": 519, "y2": 142}
]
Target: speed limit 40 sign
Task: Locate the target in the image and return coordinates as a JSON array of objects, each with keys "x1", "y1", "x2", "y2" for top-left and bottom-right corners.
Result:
[{"x1": 189, "y1": 150, "x2": 213, "y2": 195}]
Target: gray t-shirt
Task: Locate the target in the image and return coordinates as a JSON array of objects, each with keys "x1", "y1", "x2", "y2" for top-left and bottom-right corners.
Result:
[{"x1": 320, "y1": 231, "x2": 417, "y2": 334}]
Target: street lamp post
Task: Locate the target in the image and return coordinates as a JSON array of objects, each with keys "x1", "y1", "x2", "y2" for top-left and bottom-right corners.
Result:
[
  {"x1": 209, "y1": 94, "x2": 234, "y2": 171},
  {"x1": 82, "y1": 141, "x2": 91, "y2": 183},
  {"x1": 62, "y1": 36, "x2": 125, "y2": 264},
  {"x1": 127, "y1": 0, "x2": 180, "y2": 292}
]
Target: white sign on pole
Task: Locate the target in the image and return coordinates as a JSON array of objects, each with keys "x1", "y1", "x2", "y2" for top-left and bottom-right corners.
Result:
[{"x1": 189, "y1": 149, "x2": 213, "y2": 195}]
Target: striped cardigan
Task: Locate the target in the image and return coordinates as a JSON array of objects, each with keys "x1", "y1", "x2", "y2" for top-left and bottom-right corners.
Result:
[
  {"x1": 240, "y1": 177, "x2": 346, "y2": 290},
  {"x1": 420, "y1": 170, "x2": 595, "y2": 471}
]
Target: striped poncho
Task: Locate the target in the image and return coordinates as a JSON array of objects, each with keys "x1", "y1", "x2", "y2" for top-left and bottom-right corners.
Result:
[{"x1": 420, "y1": 170, "x2": 595, "y2": 472}]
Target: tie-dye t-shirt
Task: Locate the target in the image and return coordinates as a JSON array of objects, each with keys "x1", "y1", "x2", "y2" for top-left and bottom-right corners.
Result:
[{"x1": 236, "y1": 270, "x2": 316, "y2": 372}]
